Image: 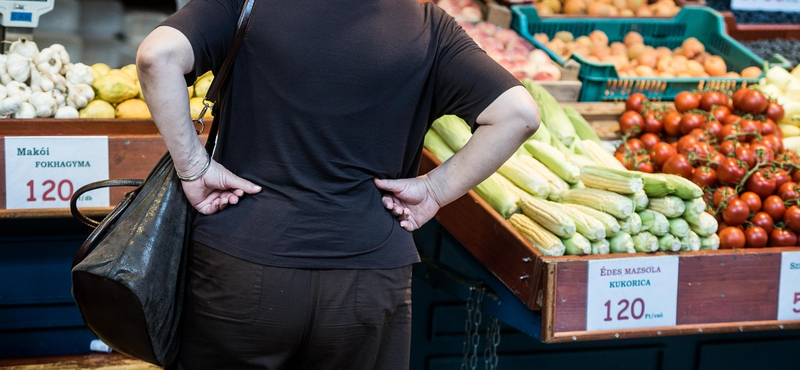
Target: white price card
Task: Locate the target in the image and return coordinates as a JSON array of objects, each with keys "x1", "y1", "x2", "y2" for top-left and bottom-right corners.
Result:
[
  {"x1": 586, "y1": 256, "x2": 679, "y2": 331},
  {"x1": 5, "y1": 136, "x2": 110, "y2": 210},
  {"x1": 777, "y1": 251, "x2": 800, "y2": 321},
  {"x1": 731, "y1": 0, "x2": 800, "y2": 12}
]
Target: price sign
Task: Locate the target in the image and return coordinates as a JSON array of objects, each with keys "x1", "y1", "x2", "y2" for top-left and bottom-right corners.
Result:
[
  {"x1": 5, "y1": 136, "x2": 110, "y2": 209},
  {"x1": 731, "y1": 0, "x2": 800, "y2": 12},
  {"x1": 586, "y1": 256, "x2": 679, "y2": 331},
  {"x1": 777, "y1": 251, "x2": 800, "y2": 321}
]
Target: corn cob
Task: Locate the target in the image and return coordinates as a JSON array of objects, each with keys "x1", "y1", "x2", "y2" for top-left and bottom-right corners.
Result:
[
  {"x1": 523, "y1": 79, "x2": 579, "y2": 147},
  {"x1": 638, "y1": 210, "x2": 670, "y2": 236},
  {"x1": 431, "y1": 115, "x2": 472, "y2": 151},
  {"x1": 564, "y1": 106, "x2": 602, "y2": 144},
  {"x1": 619, "y1": 213, "x2": 643, "y2": 235},
  {"x1": 668, "y1": 218, "x2": 690, "y2": 238},
  {"x1": 630, "y1": 191, "x2": 649, "y2": 212},
  {"x1": 648, "y1": 196, "x2": 686, "y2": 218},
  {"x1": 561, "y1": 203, "x2": 621, "y2": 236},
  {"x1": 528, "y1": 117, "x2": 552, "y2": 144},
  {"x1": 574, "y1": 139, "x2": 627, "y2": 171},
  {"x1": 680, "y1": 230, "x2": 701, "y2": 252},
  {"x1": 524, "y1": 141, "x2": 581, "y2": 184},
  {"x1": 494, "y1": 173, "x2": 525, "y2": 204},
  {"x1": 658, "y1": 234, "x2": 681, "y2": 252},
  {"x1": 580, "y1": 166, "x2": 644, "y2": 194},
  {"x1": 519, "y1": 197, "x2": 576, "y2": 238},
  {"x1": 515, "y1": 154, "x2": 570, "y2": 199},
  {"x1": 700, "y1": 234, "x2": 720, "y2": 250},
  {"x1": 638, "y1": 173, "x2": 676, "y2": 197},
  {"x1": 591, "y1": 239, "x2": 610, "y2": 255},
  {"x1": 609, "y1": 233, "x2": 635, "y2": 254},
  {"x1": 423, "y1": 130, "x2": 455, "y2": 163},
  {"x1": 509, "y1": 214, "x2": 566, "y2": 256},
  {"x1": 561, "y1": 188, "x2": 634, "y2": 219},
  {"x1": 633, "y1": 231, "x2": 658, "y2": 253},
  {"x1": 570, "y1": 181, "x2": 585, "y2": 189},
  {"x1": 474, "y1": 173, "x2": 519, "y2": 219},
  {"x1": 684, "y1": 198, "x2": 706, "y2": 216},
  {"x1": 689, "y1": 213, "x2": 718, "y2": 237},
  {"x1": 664, "y1": 174, "x2": 704, "y2": 200},
  {"x1": 564, "y1": 233, "x2": 592, "y2": 255},
  {"x1": 554, "y1": 202, "x2": 606, "y2": 241},
  {"x1": 498, "y1": 156, "x2": 550, "y2": 198}
]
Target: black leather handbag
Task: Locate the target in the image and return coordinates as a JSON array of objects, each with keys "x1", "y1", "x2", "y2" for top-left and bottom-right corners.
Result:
[{"x1": 68, "y1": 0, "x2": 254, "y2": 365}]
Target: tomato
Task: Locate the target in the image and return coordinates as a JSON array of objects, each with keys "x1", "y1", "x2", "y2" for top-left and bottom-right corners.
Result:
[
  {"x1": 691, "y1": 166, "x2": 718, "y2": 188},
  {"x1": 688, "y1": 128, "x2": 711, "y2": 142},
  {"x1": 619, "y1": 111, "x2": 645, "y2": 136},
  {"x1": 650, "y1": 142, "x2": 677, "y2": 168},
  {"x1": 676, "y1": 135, "x2": 699, "y2": 154},
  {"x1": 719, "y1": 227, "x2": 746, "y2": 249},
  {"x1": 662, "y1": 154, "x2": 693, "y2": 179},
  {"x1": 784, "y1": 205, "x2": 800, "y2": 233},
  {"x1": 739, "y1": 191, "x2": 762, "y2": 213},
  {"x1": 700, "y1": 91, "x2": 729, "y2": 112},
  {"x1": 760, "y1": 120, "x2": 779, "y2": 137},
  {"x1": 765, "y1": 101, "x2": 785, "y2": 122},
  {"x1": 734, "y1": 146, "x2": 756, "y2": 169},
  {"x1": 723, "y1": 198, "x2": 751, "y2": 226},
  {"x1": 739, "y1": 89, "x2": 769, "y2": 114},
  {"x1": 703, "y1": 121, "x2": 723, "y2": 142},
  {"x1": 749, "y1": 142, "x2": 774, "y2": 165},
  {"x1": 625, "y1": 93, "x2": 648, "y2": 113},
  {"x1": 732, "y1": 88, "x2": 750, "y2": 110},
  {"x1": 642, "y1": 111, "x2": 664, "y2": 134},
  {"x1": 744, "y1": 226, "x2": 769, "y2": 248},
  {"x1": 739, "y1": 119, "x2": 761, "y2": 140},
  {"x1": 662, "y1": 110, "x2": 683, "y2": 137},
  {"x1": 720, "y1": 124, "x2": 744, "y2": 143},
  {"x1": 713, "y1": 186, "x2": 739, "y2": 208},
  {"x1": 708, "y1": 151, "x2": 725, "y2": 170},
  {"x1": 710, "y1": 105, "x2": 731, "y2": 122},
  {"x1": 769, "y1": 228, "x2": 798, "y2": 247},
  {"x1": 639, "y1": 133, "x2": 661, "y2": 151},
  {"x1": 778, "y1": 181, "x2": 800, "y2": 201},
  {"x1": 762, "y1": 134, "x2": 784, "y2": 154},
  {"x1": 750, "y1": 212, "x2": 774, "y2": 235},
  {"x1": 680, "y1": 113, "x2": 706, "y2": 135},
  {"x1": 722, "y1": 114, "x2": 741, "y2": 126},
  {"x1": 637, "y1": 160, "x2": 655, "y2": 173},
  {"x1": 772, "y1": 168, "x2": 792, "y2": 189},
  {"x1": 793, "y1": 170, "x2": 800, "y2": 183},
  {"x1": 717, "y1": 157, "x2": 748, "y2": 186},
  {"x1": 674, "y1": 91, "x2": 700, "y2": 112},
  {"x1": 763, "y1": 195, "x2": 787, "y2": 221},
  {"x1": 719, "y1": 140, "x2": 737, "y2": 157},
  {"x1": 745, "y1": 170, "x2": 777, "y2": 198},
  {"x1": 627, "y1": 138, "x2": 645, "y2": 152}
]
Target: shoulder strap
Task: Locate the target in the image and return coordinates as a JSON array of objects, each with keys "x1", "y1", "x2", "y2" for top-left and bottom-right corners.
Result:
[{"x1": 203, "y1": 0, "x2": 255, "y2": 153}]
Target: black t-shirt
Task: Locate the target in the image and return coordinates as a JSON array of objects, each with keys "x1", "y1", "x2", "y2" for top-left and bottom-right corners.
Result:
[{"x1": 161, "y1": 0, "x2": 520, "y2": 269}]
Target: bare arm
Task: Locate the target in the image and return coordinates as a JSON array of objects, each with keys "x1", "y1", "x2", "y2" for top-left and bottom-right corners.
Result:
[
  {"x1": 375, "y1": 85, "x2": 540, "y2": 231},
  {"x1": 137, "y1": 26, "x2": 261, "y2": 214}
]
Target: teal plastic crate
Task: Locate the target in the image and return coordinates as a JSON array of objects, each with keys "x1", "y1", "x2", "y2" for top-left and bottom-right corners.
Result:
[{"x1": 510, "y1": 6, "x2": 768, "y2": 101}]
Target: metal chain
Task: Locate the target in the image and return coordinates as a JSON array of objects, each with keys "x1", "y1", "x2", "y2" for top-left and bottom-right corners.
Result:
[
  {"x1": 461, "y1": 288, "x2": 486, "y2": 370},
  {"x1": 461, "y1": 288, "x2": 475, "y2": 370},
  {"x1": 483, "y1": 316, "x2": 501, "y2": 370},
  {"x1": 470, "y1": 289, "x2": 484, "y2": 370}
]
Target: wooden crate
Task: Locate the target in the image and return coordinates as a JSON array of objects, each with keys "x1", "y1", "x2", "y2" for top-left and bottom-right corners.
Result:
[
  {"x1": 722, "y1": 11, "x2": 800, "y2": 42},
  {"x1": 418, "y1": 102, "x2": 800, "y2": 343}
]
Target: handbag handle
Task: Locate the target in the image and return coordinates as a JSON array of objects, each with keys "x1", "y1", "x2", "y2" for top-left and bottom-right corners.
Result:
[{"x1": 69, "y1": 0, "x2": 256, "y2": 229}]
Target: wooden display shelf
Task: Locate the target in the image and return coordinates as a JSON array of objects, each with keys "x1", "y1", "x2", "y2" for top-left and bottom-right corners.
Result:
[{"x1": 0, "y1": 119, "x2": 207, "y2": 212}]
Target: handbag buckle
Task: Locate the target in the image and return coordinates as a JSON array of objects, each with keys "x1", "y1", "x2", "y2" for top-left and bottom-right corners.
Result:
[{"x1": 193, "y1": 100, "x2": 214, "y2": 135}]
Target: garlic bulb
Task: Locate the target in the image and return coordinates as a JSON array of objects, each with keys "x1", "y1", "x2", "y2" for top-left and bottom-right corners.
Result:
[
  {"x1": 6, "y1": 81, "x2": 32, "y2": 102},
  {"x1": 34, "y1": 48, "x2": 63, "y2": 75},
  {"x1": 13, "y1": 102, "x2": 36, "y2": 118},
  {"x1": 51, "y1": 72, "x2": 67, "y2": 93},
  {"x1": 0, "y1": 55, "x2": 10, "y2": 85},
  {"x1": 9, "y1": 38, "x2": 39, "y2": 59},
  {"x1": 30, "y1": 69, "x2": 55, "y2": 92},
  {"x1": 53, "y1": 89, "x2": 66, "y2": 108},
  {"x1": 0, "y1": 84, "x2": 7, "y2": 101},
  {"x1": 67, "y1": 83, "x2": 94, "y2": 109},
  {"x1": 49, "y1": 44, "x2": 70, "y2": 65},
  {"x1": 0, "y1": 96, "x2": 21, "y2": 116},
  {"x1": 54, "y1": 105, "x2": 79, "y2": 118},
  {"x1": 60, "y1": 62, "x2": 72, "y2": 76},
  {"x1": 29, "y1": 91, "x2": 57, "y2": 117},
  {"x1": 65, "y1": 63, "x2": 93, "y2": 85},
  {"x1": 7, "y1": 53, "x2": 30, "y2": 82}
]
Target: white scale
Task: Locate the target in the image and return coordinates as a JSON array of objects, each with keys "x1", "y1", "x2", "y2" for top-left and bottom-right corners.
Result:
[{"x1": 0, "y1": 0, "x2": 54, "y2": 51}]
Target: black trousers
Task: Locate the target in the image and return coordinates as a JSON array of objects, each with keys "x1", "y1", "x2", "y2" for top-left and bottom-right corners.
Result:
[{"x1": 174, "y1": 242, "x2": 413, "y2": 370}]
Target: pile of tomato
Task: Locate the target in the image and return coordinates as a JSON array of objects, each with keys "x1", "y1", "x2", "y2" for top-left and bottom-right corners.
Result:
[{"x1": 615, "y1": 88, "x2": 800, "y2": 249}]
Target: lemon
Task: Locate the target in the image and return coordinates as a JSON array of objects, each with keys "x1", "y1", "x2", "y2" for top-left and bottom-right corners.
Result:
[
  {"x1": 120, "y1": 64, "x2": 138, "y2": 81},
  {"x1": 92, "y1": 71, "x2": 139, "y2": 103},
  {"x1": 193, "y1": 71, "x2": 214, "y2": 98},
  {"x1": 79, "y1": 100, "x2": 115, "y2": 118},
  {"x1": 115, "y1": 99, "x2": 151, "y2": 119},
  {"x1": 90, "y1": 63, "x2": 111, "y2": 81}
]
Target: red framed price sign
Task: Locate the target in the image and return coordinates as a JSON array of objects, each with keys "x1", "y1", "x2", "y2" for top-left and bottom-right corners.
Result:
[
  {"x1": 4, "y1": 136, "x2": 110, "y2": 210},
  {"x1": 586, "y1": 256, "x2": 679, "y2": 331},
  {"x1": 778, "y1": 251, "x2": 800, "y2": 321}
]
